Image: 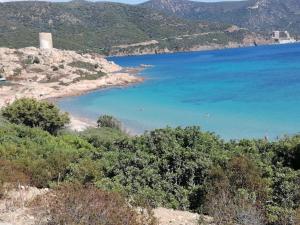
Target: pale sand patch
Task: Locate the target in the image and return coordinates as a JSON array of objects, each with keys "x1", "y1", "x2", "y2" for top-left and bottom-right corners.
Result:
[
  {"x1": 68, "y1": 116, "x2": 96, "y2": 132},
  {"x1": 153, "y1": 207, "x2": 213, "y2": 225}
]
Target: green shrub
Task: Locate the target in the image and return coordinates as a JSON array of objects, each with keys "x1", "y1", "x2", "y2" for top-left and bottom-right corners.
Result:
[
  {"x1": 0, "y1": 123, "x2": 97, "y2": 188},
  {"x1": 272, "y1": 136, "x2": 300, "y2": 170},
  {"x1": 97, "y1": 115, "x2": 122, "y2": 130},
  {"x1": 23, "y1": 55, "x2": 40, "y2": 65},
  {"x1": 1, "y1": 98, "x2": 70, "y2": 134},
  {"x1": 68, "y1": 61, "x2": 97, "y2": 71},
  {"x1": 99, "y1": 126, "x2": 223, "y2": 209},
  {"x1": 80, "y1": 127, "x2": 127, "y2": 148}
]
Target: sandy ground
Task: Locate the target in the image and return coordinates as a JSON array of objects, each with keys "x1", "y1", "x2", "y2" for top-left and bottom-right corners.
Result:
[
  {"x1": 68, "y1": 116, "x2": 97, "y2": 131},
  {"x1": 0, "y1": 187, "x2": 213, "y2": 225},
  {"x1": 0, "y1": 187, "x2": 49, "y2": 225},
  {"x1": 154, "y1": 207, "x2": 213, "y2": 225}
]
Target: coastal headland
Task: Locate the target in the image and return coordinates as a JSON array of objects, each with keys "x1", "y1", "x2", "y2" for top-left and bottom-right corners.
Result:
[{"x1": 0, "y1": 47, "x2": 144, "y2": 109}]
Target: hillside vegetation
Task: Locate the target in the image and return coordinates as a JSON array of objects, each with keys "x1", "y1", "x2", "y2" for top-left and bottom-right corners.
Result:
[
  {"x1": 142, "y1": 0, "x2": 300, "y2": 36},
  {"x1": 0, "y1": 1, "x2": 257, "y2": 55},
  {"x1": 0, "y1": 98, "x2": 299, "y2": 225}
]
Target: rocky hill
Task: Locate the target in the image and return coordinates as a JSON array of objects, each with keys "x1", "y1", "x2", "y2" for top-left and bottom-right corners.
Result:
[
  {"x1": 0, "y1": 1, "x2": 265, "y2": 55},
  {"x1": 141, "y1": 0, "x2": 300, "y2": 36}
]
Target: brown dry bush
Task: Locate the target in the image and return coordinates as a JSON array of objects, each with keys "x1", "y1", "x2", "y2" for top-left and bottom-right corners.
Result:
[
  {"x1": 0, "y1": 160, "x2": 30, "y2": 198},
  {"x1": 204, "y1": 156, "x2": 267, "y2": 225},
  {"x1": 42, "y1": 183, "x2": 157, "y2": 225},
  {"x1": 295, "y1": 208, "x2": 300, "y2": 225}
]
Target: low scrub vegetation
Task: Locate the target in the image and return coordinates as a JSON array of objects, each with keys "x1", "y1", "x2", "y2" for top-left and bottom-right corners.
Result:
[
  {"x1": 68, "y1": 61, "x2": 99, "y2": 72},
  {"x1": 0, "y1": 99, "x2": 299, "y2": 225},
  {"x1": 97, "y1": 114, "x2": 122, "y2": 130},
  {"x1": 0, "y1": 159, "x2": 30, "y2": 198},
  {"x1": 36, "y1": 183, "x2": 157, "y2": 225}
]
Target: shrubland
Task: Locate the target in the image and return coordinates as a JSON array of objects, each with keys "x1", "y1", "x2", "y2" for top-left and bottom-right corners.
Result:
[
  {"x1": 0, "y1": 98, "x2": 299, "y2": 225},
  {"x1": 33, "y1": 183, "x2": 157, "y2": 225}
]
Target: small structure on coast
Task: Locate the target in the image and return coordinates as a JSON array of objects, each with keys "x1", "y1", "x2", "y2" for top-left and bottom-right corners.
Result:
[
  {"x1": 39, "y1": 33, "x2": 53, "y2": 49},
  {"x1": 272, "y1": 31, "x2": 296, "y2": 44}
]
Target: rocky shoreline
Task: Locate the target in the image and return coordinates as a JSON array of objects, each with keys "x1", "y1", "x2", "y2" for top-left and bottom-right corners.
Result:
[
  {"x1": 108, "y1": 38, "x2": 273, "y2": 57},
  {"x1": 0, "y1": 47, "x2": 144, "y2": 109}
]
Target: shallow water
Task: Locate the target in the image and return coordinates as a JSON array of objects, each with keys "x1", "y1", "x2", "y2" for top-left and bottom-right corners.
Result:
[{"x1": 58, "y1": 44, "x2": 300, "y2": 139}]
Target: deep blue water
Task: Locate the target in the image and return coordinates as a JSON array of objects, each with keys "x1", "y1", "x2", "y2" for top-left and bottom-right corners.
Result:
[{"x1": 58, "y1": 44, "x2": 300, "y2": 139}]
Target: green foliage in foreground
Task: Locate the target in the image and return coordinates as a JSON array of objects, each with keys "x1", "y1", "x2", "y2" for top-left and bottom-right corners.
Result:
[
  {"x1": 0, "y1": 113, "x2": 299, "y2": 224},
  {"x1": 1, "y1": 98, "x2": 70, "y2": 134}
]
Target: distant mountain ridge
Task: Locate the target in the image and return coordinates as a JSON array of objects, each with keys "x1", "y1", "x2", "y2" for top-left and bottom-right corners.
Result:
[
  {"x1": 0, "y1": 1, "x2": 265, "y2": 55},
  {"x1": 141, "y1": 0, "x2": 300, "y2": 35}
]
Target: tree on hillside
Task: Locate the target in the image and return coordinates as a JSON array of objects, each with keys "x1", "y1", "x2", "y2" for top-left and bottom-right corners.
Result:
[
  {"x1": 97, "y1": 115, "x2": 121, "y2": 130},
  {"x1": 1, "y1": 98, "x2": 70, "y2": 134}
]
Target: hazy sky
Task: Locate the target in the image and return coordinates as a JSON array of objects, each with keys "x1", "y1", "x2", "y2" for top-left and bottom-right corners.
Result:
[{"x1": 0, "y1": 0, "x2": 245, "y2": 4}]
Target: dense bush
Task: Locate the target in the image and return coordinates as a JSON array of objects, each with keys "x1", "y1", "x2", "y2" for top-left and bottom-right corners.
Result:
[
  {"x1": 80, "y1": 127, "x2": 128, "y2": 148},
  {"x1": 1, "y1": 98, "x2": 70, "y2": 134},
  {"x1": 97, "y1": 126, "x2": 225, "y2": 210},
  {"x1": 43, "y1": 184, "x2": 157, "y2": 225},
  {"x1": 0, "y1": 123, "x2": 99, "y2": 187},
  {"x1": 97, "y1": 115, "x2": 122, "y2": 130}
]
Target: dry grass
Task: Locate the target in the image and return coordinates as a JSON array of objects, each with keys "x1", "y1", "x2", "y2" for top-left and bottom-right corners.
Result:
[
  {"x1": 0, "y1": 160, "x2": 30, "y2": 199},
  {"x1": 33, "y1": 183, "x2": 157, "y2": 225}
]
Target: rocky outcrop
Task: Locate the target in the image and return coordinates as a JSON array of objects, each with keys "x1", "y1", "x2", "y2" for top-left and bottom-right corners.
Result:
[
  {"x1": 0, "y1": 47, "x2": 121, "y2": 83},
  {"x1": 153, "y1": 207, "x2": 213, "y2": 225},
  {"x1": 0, "y1": 186, "x2": 49, "y2": 225},
  {"x1": 0, "y1": 47, "x2": 143, "y2": 108}
]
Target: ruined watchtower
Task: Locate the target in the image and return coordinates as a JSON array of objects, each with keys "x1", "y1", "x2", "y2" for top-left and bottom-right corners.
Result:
[{"x1": 39, "y1": 33, "x2": 53, "y2": 49}]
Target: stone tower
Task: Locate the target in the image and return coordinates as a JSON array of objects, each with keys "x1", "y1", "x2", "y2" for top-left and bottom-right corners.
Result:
[{"x1": 39, "y1": 33, "x2": 53, "y2": 49}]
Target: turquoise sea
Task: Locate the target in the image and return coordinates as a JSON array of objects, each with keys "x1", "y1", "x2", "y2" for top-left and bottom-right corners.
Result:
[{"x1": 58, "y1": 44, "x2": 300, "y2": 139}]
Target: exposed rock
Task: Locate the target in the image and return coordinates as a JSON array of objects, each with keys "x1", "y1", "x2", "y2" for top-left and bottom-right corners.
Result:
[
  {"x1": 154, "y1": 207, "x2": 214, "y2": 225},
  {"x1": 0, "y1": 47, "x2": 143, "y2": 108},
  {"x1": 0, "y1": 187, "x2": 49, "y2": 225}
]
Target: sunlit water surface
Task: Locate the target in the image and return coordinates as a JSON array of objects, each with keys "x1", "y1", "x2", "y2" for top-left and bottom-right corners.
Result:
[{"x1": 58, "y1": 44, "x2": 300, "y2": 139}]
